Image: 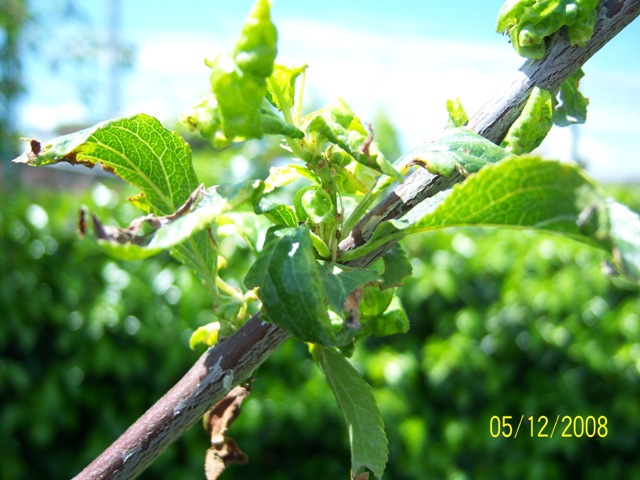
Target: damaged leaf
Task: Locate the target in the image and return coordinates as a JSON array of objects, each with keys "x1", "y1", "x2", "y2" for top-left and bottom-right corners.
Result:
[
  {"x1": 204, "y1": 385, "x2": 251, "y2": 480},
  {"x1": 502, "y1": 87, "x2": 553, "y2": 154},
  {"x1": 84, "y1": 180, "x2": 262, "y2": 261}
]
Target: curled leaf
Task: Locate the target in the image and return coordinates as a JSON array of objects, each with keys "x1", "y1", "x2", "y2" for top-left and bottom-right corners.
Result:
[
  {"x1": 501, "y1": 87, "x2": 553, "y2": 155},
  {"x1": 398, "y1": 128, "x2": 513, "y2": 177},
  {"x1": 84, "y1": 180, "x2": 263, "y2": 261},
  {"x1": 204, "y1": 385, "x2": 251, "y2": 480},
  {"x1": 497, "y1": 0, "x2": 598, "y2": 59}
]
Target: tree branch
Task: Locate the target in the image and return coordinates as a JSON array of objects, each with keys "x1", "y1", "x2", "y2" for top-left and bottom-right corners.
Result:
[
  {"x1": 339, "y1": 0, "x2": 640, "y2": 255},
  {"x1": 73, "y1": 2, "x2": 640, "y2": 478}
]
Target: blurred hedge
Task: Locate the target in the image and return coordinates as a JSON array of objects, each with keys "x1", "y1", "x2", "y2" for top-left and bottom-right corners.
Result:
[{"x1": 3, "y1": 175, "x2": 640, "y2": 479}]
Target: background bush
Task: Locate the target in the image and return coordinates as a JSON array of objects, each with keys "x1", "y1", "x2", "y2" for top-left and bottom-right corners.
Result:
[{"x1": 3, "y1": 171, "x2": 640, "y2": 479}]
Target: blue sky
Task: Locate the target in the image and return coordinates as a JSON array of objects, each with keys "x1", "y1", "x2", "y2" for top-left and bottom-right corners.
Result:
[{"x1": 21, "y1": 0, "x2": 640, "y2": 181}]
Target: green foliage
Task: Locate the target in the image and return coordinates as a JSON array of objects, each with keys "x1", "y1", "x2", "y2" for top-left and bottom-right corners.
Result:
[
  {"x1": 497, "y1": 0, "x2": 598, "y2": 59},
  {"x1": 6, "y1": 184, "x2": 640, "y2": 479},
  {"x1": 0, "y1": 184, "x2": 214, "y2": 479},
  {"x1": 315, "y1": 346, "x2": 388, "y2": 479}
]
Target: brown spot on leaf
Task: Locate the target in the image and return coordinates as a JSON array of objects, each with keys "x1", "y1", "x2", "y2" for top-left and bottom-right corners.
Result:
[{"x1": 203, "y1": 385, "x2": 251, "y2": 480}]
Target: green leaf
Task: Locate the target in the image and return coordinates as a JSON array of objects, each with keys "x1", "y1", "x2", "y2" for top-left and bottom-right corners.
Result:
[
  {"x1": 496, "y1": 0, "x2": 598, "y2": 59},
  {"x1": 359, "y1": 291, "x2": 410, "y2": 338},
  {"x1": 342, "y1": 157, "x2": 626, "y2": 269},
  {"x1": 245, "y1": 226, "x2": 377, "y2": 346},
  {"x1": 315, "y1": 346, "x2": 388, "y2": 480},
  {"x1": 190, "y1": 322, "x2": 221, "y2": 350},
  {"x1": 15, "y1": 114, "x2": 198, "y2": 215},
  {"x1": 13, "y1": 114, "x2": 219, "y2": 290},
  {"x1": 445, "y1": 98, "x2": 469, "y2": 128},
  {"x1": 260, "y1": 108, "x2": 304, "y2": 138},
  {"x1": 244, "y1": 226, "x2": 338, "y2": 345},
  {"x1": 299, "y1": 187, "x2": 334, "y2": 226},
  {"x1": 266, "y1": 63, "x2": 308, "y2": 111},
  {"x1": 255, "y1": 198, "x2": 299, "y2": 227},
  {"x1": 181, "y1": 0, "x2": 284, "y2": 148},
  {"x1": 87, "y1": 180, "x2": 263, "y2": 261},
  {"x1": 381, "y1": 244, "x2": 413, "y2": 289},
  {"x1": 397, "y1": 127, "x2": 514, "y2": 177},
  {"x1": 233, "y1": 0, "x2": 278, "y2": 78},
  {"x1": 567, "y1": 0, "x2": 599, "y2": 47},
  {"x1": 264, "y1": 164, "x2": 319, "y2": 193},
  {"x1": 317, "y1": 262, "x2": 381, "y2": 313},
  {"x1": 553, "y1": 68, "x2": 589, "y2": 126},
  {"x1": 501, "y1": 87, "x2": 553, "y2": 155}
]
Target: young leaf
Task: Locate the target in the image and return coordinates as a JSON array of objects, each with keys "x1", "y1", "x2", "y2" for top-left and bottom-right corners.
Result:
[
  {"x1": 181, "y1": 0, "x2": 305, "y2": 148},
  {"x1": 553, "y1": 68, "x2": 589, "y2": 126},
  {"x1": 190, "y1": 322, "x2": 221, "y2": 350},
  {"x1": 315, "y1": 346, "x2": 388, "y2": 480},
  {"x1": 266, "y1": 63, "x2": 308, "y2": 112},
  {"x1": 317, "y1": 262, "x2": 381, "y2": 314},
  {"x1": 501, "y1": 87, "x2": 553, "y2": 155},
  {"x1": 445, "y1": 98, "x2": 469, "y2": 128},
  {"x1": 263, "y1": 164, "x2": 319, "y2": 193},
  {"x1": 397, "y1": 127, "x2": 514, "y2": 177},
  {"x1": 255, "y1": 198, "x2": 299, "y2": 227},
  {"x1": 380, "y1": 244, "x2": 413, "y2": 289},
  {"x1": 303, "y1": 99, "x2": 403, "y2": 181}
]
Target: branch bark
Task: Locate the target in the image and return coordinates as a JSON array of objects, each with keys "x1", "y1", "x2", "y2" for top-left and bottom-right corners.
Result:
[{"x1": 74, "y1": 2, "x2": 640, "y2": 479}]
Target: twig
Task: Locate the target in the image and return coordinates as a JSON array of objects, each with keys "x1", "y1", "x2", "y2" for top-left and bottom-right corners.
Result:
[{"x1": 73, "y1": 2, "x2": 640, "y2": 478}]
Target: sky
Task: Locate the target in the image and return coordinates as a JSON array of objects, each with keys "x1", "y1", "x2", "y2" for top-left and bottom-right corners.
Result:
[{"x1": 20, "y1": 0, "x2": 640, "y2": 182}]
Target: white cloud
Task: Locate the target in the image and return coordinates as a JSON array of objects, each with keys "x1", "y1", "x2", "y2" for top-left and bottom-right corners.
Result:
[{"x1": 21, "y1": 15, "x2": 640, "y2": 183}]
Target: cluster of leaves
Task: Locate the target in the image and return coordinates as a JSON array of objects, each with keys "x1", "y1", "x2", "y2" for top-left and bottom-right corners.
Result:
[
  {"x1": 11, "y1": 0, "x2": 640, "y2": 478},
  {"x1": 497, "y1": 0, "x2": 599, "y2": 59}
]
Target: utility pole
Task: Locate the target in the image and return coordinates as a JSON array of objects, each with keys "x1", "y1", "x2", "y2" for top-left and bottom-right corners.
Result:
[{"x1": 106, "y1": 0, "x2": 122, "y2": 118}]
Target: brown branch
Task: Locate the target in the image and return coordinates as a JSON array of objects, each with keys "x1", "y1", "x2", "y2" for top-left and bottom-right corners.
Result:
[
  {"x1": 73, "y1": 2, "x2": 640, "y2": 479},
  {"x1": 339, "y1": 0, "x2": 640, "y2": 255}
]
